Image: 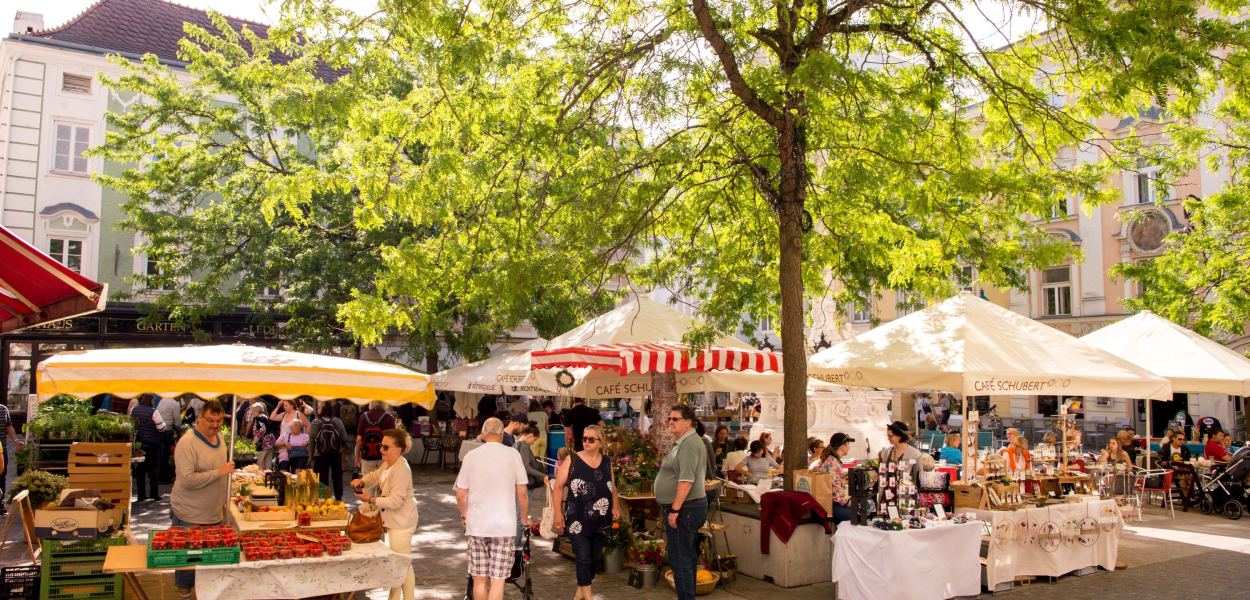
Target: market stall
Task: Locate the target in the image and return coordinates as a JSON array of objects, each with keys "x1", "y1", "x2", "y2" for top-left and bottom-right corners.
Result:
[
  {"x1": 806, "y1": 293, "x2": 1173, "y2": 595},
  {"x1": 1079, "y1": 310, "x2": 1250, "y2": 471},
  {"x1": 29, "y1": 344, "x2": 434, "y2": 598}
]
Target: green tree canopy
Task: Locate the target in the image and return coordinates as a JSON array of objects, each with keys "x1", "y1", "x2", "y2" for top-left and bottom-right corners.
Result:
[{"x1": 97, "y1": 0, "x2": 1248, "y2": 481}]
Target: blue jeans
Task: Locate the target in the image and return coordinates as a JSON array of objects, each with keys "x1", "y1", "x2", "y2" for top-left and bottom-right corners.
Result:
[
  {"x1": 170, "y1": 513, "x2": 225, "y2": 590},
  {"x1": 568, "y1": 532, "x2": 604, "y2": 586},
  {"x1": 662, "y1": 498, "x2": 708, "y2": 600}
]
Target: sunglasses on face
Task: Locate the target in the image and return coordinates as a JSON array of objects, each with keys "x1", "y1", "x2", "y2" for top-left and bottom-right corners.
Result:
[
  {"x1": 583, "y1": 437, "x2": 599, "y2": 443},
  {"x1": 380, "y1": 444, "x2": 394, "y2": 450},
  {"x1": 667, "y1": 417, "x2": 685, "y2": 422}
]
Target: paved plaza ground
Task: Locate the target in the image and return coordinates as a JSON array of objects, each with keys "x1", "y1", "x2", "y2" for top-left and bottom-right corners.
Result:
[{"x1": 5, "y1": 460, "x2": 1250, "y2": 599}]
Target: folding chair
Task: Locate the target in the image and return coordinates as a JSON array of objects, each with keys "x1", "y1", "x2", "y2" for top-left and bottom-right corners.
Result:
[{"x1": 1136, "y1": 468, "x2": 1175, "y2": 518}]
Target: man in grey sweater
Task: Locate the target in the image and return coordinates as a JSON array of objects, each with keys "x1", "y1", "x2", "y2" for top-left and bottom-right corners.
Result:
[{"x1": 171, "y1": 399, "x2": 233, "y2": 599}]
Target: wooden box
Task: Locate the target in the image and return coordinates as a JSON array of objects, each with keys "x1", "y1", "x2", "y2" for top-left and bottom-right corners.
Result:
[
  {"x1": 67, "y1": 442, "x2": 132, "y2": 476},
  {"x1": 950, "y1": 483, "x2": 988, "y2": 510}
]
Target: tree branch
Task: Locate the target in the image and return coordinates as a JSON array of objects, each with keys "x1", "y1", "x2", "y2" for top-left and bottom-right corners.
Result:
[{"x1": 691, "y1": 0, "x2": 785, "y2": 128}]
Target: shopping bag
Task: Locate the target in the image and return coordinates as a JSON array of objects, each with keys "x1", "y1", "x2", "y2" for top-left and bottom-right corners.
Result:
[
  {"x1": 539, "y1": 485, "x2": 558, "y2": 540},
  {"x1": 794, "y1": 469, "x2": 834, "y2": 515}
]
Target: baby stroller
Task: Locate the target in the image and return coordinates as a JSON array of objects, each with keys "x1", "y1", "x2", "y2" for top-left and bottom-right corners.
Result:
[
  {"x1": 463, "y1": 528, "x2": 534, "y2": 600},
  {"x1": 1199, "y1": 446, "x2": 1250, "y2": 520}
]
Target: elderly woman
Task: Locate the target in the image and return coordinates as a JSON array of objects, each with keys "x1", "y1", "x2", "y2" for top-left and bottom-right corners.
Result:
[
  {"x1": 552, "y1": 424, "x2": 620, "y2": 600},
  {"x1": 351, "y1": 429, "x2": 418, "y2": 600},
  {"x1": 275, "y1": 419, "x2": 310, "y2": 472}
]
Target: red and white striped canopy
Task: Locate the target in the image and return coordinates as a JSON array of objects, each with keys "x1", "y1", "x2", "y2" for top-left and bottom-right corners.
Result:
[{"x1": 531, "y1": 341, "x2": 783, "y2": 376}]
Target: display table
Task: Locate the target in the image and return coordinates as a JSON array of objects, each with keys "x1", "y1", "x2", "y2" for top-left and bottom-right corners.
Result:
[
  {"x1": 832, "y1": 522, "x2": 981, "y2": 600},
  {"x1": 103, "y1": 541, "x2": 407, "y2": 600},
  {"x1": 459, "y1": 439, "x2": 484, "y2": 461},
  {"x1": 974, "y1": 498, "x2": 1121, "y2": 589},
  {"x1": 227, "y1": 502, "x2": 349, "y2": 532}
]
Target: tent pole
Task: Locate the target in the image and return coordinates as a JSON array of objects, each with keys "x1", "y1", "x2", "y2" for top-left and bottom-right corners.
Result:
[{"x1": 1146, "y1": 401, "x2": 1152, "y2": 472}]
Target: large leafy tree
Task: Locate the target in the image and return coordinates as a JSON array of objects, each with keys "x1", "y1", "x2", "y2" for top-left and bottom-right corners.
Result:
[
  {"x1": 93, "y1": 15, "x2": 592, "y2": 360},
  {"x1": 100, "y1": 1, "x2": 1245, "y2": 484}
]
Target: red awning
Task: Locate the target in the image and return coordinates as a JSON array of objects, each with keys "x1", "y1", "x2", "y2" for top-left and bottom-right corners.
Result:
[
  {"x1": 0, "y1": 225, "x2": 107, "y2": 334},
  {"x1": 531, "y1": 341, "x2": 782, "y2": 376}
]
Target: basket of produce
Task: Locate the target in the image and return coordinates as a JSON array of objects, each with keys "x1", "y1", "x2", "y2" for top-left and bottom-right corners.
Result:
[
  {"x1": 147, "y1": 526, "x2": 241, "y2": 568},
  {"x1": 663, "y1": 567, "x2": 719, "y2": 595}
]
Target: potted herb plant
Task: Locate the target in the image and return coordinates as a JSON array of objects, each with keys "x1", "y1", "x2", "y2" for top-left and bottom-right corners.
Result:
[{"x1": 602, "y1": 518, "x2": 630, "y2": 573}]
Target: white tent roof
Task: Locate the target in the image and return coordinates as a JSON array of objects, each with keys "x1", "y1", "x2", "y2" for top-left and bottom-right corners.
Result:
[
  {"x1": 545, "y1": 296, "x2": 752, "y2": 349},
  {"x1": 807, "y1": 292, "x2": 1174, "y2": 400},
  {"x1": 1078, "y1": 311, "x2": 1250, "y2": 395},
  {"x1": 527, "y1": 297, "x2": 778, "y2": 396},
  {"x1": 432, "y1": 338, "x2": 554, "y2": 395}
]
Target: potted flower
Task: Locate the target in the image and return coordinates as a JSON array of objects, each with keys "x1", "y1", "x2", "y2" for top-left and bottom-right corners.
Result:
[
  {"x1": 602, "y1": 518, "x2": 630, "y2": 573},
  {"x1": 627, "y1": 535, "x2": 666, "y2": 587}
]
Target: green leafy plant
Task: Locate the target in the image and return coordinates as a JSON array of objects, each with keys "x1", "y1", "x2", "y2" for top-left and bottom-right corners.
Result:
[
  {"x1": 13, "y1": 445, "x2": 31, "y2": 474},
  {"x1": 7, "y1": 470, "x2": 69, "y2": 508},
  {"x1": 627, "y1": 536, "x2": 666, "y2": 566},
  {"x1": 603, "y1": 517, "x2": 632, "y2": 550}
]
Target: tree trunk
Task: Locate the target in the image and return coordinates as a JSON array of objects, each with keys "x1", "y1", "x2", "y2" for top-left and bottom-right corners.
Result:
[
  {"x1": 425, "y1": 350, "x2": 439, "y2": 375},
  {"x1": 649, "y1": 371, "x2": 678, "y2": 454},
  {"x1": 777, "y1": 117, "x2": 809, "y2": 491}
]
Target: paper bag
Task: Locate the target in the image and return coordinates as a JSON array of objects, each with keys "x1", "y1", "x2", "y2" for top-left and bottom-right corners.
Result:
[{"x1": 794, "y1": 469, "x2": 833, "y2": 514}]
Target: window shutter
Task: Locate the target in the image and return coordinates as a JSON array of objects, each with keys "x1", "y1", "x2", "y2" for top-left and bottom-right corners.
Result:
[{"x1": 62, "y1": 73, "x2": 92, "y2": 94}]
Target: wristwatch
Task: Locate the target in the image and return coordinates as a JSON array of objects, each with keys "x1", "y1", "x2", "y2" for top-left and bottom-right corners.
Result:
[{"x1": 669, "y1": 507, "x2": 682, "y2": 514}]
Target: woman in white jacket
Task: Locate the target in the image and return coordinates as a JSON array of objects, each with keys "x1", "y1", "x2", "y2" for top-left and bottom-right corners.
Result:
[{"x1": 352, "y1": 429, "x2": 418, "y2": 600}]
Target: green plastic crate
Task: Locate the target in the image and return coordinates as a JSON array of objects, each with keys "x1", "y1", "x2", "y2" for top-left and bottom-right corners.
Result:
[
  {"x1": 40, "y1": 575, "x2": 122, "y2": 600},
  {"x1": 42, "y1": 536, "x2": 126, "y2": 559},
  {"x1": 146, "y1": 540, "x2": 240, "y2": 568},
  {"x1": 43, "y1": 554, "x2": 110, "y2": 579}
]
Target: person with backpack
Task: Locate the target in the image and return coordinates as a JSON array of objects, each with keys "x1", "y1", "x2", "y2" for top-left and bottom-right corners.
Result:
[
  {"x1": 310, "y1": 403, "x2": 348, "y2": 500},
  {"x1": 355, "y1": 401, "x2": 397, "y2": 480}
]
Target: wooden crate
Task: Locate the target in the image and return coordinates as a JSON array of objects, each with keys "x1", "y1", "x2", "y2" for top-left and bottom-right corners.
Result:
[
  {"x1": 67, "y1": 476, "x2": 131, "y2": 506},
  {"x1": 950, "y1": 483, "x2": 988, "y2": 510},
  {"x1": 67, "y1": 443, "x2": 132, "y2": 476}
]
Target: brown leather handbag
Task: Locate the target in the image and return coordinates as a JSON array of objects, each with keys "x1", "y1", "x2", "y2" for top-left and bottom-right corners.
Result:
[{"x1": 347, "y1": 506, "x2": 384, "y2": 543}]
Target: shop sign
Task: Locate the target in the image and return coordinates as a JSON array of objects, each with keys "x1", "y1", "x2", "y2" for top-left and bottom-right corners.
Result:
[
  {"x1": 25, "y1": 317, "x2": 102, "y2": 335},
  {"x1": 219, "y1": 321, "x2": 286, "y2": 339},
  {"x1": 105, "y1": 317, "x2": 198, "y2": 336}
]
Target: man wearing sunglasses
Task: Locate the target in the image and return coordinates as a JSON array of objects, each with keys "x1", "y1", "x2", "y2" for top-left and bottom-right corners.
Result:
[{"x1": 653, "y1": 404, "x2": 708, "y2": 600}]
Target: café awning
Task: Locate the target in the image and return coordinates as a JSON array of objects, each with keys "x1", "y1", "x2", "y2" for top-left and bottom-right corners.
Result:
[
  {"x1": 532, "y1": 341, "x2": 782, "y2": 376},
  {"x1": 36, "y1": 344, "x2": 435, "y2": 407},
  {"x1": 0, "y1": 225, "x2": 106, "y2": 333},
  {"x1": 1078, "y1": 310, "x2": 1250, "y2": 395},
  {"x1": 433, "y1": 338, "x2": 555, "y2": 395},
  {"x1": 807, "y1": 292, "x2": 1174, "y2": 400}
]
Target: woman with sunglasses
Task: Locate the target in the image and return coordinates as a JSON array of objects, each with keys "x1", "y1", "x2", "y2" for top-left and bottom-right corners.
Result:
[
  {"x1": 351, "y1": 429, "x2": 417, "y2": 600},
  {"x1": 552, "y1": 424, "x2": 620, "y2": 600}
]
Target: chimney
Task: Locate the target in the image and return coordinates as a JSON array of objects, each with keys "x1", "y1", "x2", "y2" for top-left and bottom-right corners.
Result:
[{"x1": 13, "y1": 11, "x2": 44, "y2": 34}]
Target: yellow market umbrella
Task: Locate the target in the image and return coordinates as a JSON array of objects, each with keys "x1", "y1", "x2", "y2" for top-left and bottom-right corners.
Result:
[{"x1": 35, "y1": 344, "x2": 435, "y2": 407}]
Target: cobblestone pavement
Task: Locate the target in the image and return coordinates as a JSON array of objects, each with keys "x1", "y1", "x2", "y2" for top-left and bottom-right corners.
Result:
[{"x1": 6, "y1": 455, "x2": 1250, "y2": 599}]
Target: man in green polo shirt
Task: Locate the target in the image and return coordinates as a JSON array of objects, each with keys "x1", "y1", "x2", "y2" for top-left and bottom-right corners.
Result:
[{"x1": 653, "y1": 403, "x2": 708, "y2": 600}]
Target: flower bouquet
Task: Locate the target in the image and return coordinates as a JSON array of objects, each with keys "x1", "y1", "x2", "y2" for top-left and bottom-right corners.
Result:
[
  {"x1": 607, "y1": 426, "x2": 660, "y2": 495},
  {"x1": 626, "y1": 535, "x2": 666, "y2": 567}
]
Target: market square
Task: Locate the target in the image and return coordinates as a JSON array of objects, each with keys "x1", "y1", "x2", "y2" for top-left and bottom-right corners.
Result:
[{"x1": 4, "y1": 0, "x2": 1250, "y2": 599}]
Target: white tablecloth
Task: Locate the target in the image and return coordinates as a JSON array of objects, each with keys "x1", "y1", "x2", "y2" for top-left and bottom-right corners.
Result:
[
  {"x1": 974, "y1": 498, "x2": 1122, "y2": 588},
  {"x1": 459, "y1": 439, "x2": 484, "y2": 461},
  {"x1": 195, "y1": 542, "x2": 408, "y2": 600},
  {"x1": 832, "y1": 522, "x2": 982, "y2": 600}
]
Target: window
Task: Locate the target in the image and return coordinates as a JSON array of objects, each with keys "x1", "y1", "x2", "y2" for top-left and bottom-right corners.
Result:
[
  {"x1": 53, "y1": 124, "x2": 90, "y2": 173},
  {"x1": 48, "y1": 238, "x2": 83, "y2": 273},
  {"x1": 1042, "y1": 266, "x2": 1072, "y2": 316},
  {"x1": 145, "y1": 257, "x2": 174, "y2": 291},
  {"x1": 756, "y1": 317, "x2": 772, "y2": 332},
  {"x1": 61, "y1": 73, "x2": 92, "y2": 95},
  {"x1": 956, "y1": 265, "x2": 976, "y2": 292},
  {"x1": 260, "y1": 285, "x2": 280, "y2": 299},
  {"x1": 1037, "y1": 395, "x2": 1059, "y2": 417},
  {"x1": 849, "y1": 296, "x2": 871, "y2": 323},
  {"x1": 1133, "y1": 158, "x2": 1161, "y2": 205},
  {"x1": 1051, "y1": 197, "x2": 1069, "y2": 219}
]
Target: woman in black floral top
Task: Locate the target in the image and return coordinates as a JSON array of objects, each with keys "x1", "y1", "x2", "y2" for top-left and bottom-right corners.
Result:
[{"x1": 552, "y1": 424, "x2": 620, "y2": 600}]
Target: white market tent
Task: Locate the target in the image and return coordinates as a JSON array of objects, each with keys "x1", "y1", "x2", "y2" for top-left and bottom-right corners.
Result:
[
  {"x1": 807, "y1": 292, "x2": 1174, "y2": 401},
  {"x1": 432, "y1": 338, "x2": 556, "y2": 395},
  {"x1": 1078, "y1": 311, "x2": 1250, "y2": 396},
  {"x1": 1078, "y1": 310, "x2": 1250, "y2": 469},
  {"x1": 523, "y1": 296, "x2": 786, "y2": 398}
]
